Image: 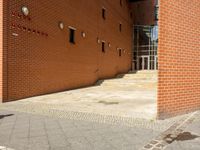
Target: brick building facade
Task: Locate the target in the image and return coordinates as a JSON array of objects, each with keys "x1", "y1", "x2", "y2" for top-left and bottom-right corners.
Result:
[
  {"x1": 157, "y1": 0, "x2": 200, "y2": 118},
  {"x1": 0, "y1": 0, "x2": 132, "y2": 102},
  {"x1": 0, "y1": 0, "x2": 200, "y2": 119}
]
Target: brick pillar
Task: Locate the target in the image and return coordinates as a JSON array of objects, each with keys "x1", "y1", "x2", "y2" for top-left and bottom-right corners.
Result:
[
  {"x1": 0, "y1": 0, "x2": 3, "y2": 102},
  {"x1": 157, "y1": 0, "x2": 200, "y2": 119}
]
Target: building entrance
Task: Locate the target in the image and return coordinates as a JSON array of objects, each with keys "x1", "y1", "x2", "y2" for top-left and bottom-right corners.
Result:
[
  {"x1": 138, "y1": 56, "x2": 149, "y2": 70},
  {"x1": 133, "y1": 25, "x2": 158, "y2": 71}
]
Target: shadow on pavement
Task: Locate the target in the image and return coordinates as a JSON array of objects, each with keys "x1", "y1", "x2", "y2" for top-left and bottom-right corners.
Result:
[
  {"x1": 164, "y1": 132, "x2": 200, "y2": 144},
  {"x1": 0, "y1": 114, "x2": 14, "y2": 119}
]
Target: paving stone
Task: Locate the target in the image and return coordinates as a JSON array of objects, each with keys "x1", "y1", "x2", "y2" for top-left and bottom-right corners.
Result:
[
  {"x1": 9, "y1": 138, "x2": 28, "y2": 150},
  {"x1": 29, "y1": 129, "x2": 46, "y2": 137},
  {"x1": 28, "y1": 144, "x2": 50, "y2": 150},
  {"x1": 0, "y1": 135, "x2": 10, "y2": 145},
  {"x1": 91, "y1": 140, "x2": 115, "y2": 150},
  {"x1": 58, "y1": 120, "x2": 75, "y2": 128},
  {"x1": 81, "y1": 130, "x2": 101, "y2": 142},
  {"x1": 0, "y1": 105, "x2": 199, "y2": 150},
  {"x1": 67, "y1": 137, "x2": 93, "y2": 150},
  {"x1": 48, "y1": 134, "x2": 69, "y2": 147},
  {"x1": 46, "y1": 128, "x2": 63, "y2": 136},
  {"x1": 29, "y1": 136, "x2": 49, "y2": 146},
  {"x1": 63, "y1": 128, "x2": 83, "y2": 138},
  {"x1": 11, "y1": 132, "x2": 29, "y2": 139},
  {"x1": 50, "y1": 146, "x2": 71, "y2": 150}
]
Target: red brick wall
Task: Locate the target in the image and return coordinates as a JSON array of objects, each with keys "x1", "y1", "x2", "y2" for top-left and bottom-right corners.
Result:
[
  {"x1": 158, "y1": 0, "x2": 200, "y2": 118},
  {"x1": 3, "y1": 0, "x2": 132, "y2": 101},
  {"x1": 0, "y1": 0, "x2": 2, "y2": 102},
  {"x1": 131, "y1": 0, "x2": 156, "y2": 25}
]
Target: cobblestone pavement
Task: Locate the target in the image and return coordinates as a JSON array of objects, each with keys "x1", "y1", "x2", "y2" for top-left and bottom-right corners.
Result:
[{"x1": 0, "y1": 108, "x2": 199, "y2": 150}]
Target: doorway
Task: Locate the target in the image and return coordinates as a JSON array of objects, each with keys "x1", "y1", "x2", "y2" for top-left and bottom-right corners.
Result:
[{"x1": 138, "y1": 56, "x2": 150, "y2": 70}]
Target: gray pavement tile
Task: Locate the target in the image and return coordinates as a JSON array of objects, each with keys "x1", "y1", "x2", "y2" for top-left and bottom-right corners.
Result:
[
  {"x1": 165, "y1": 141, "x2": 189, "y2": 150},
  {"x1": 28, "y1": 144, "x2": 50, "y2": 150},
  {"x1": 86, "y1": 135, "x2": 105, "y2": 144},
  {"x1": 81, "y1": 130, "x2": 100, "y2": 140},
  {"x1": 173, "y1": 140, "x2": 200, "y2": 150},
  {"x1": 12, "y1": 127, "x2": 29, "y2": 133},
  {"x1": 50, "y1": 146, "x2": 71, "y2": 150},
  {"x1": 0, "y1": 130, "x2": 12, "y2": 137},
  {"x1": 91, "y1": 122, "x2": 111, "y2": 130},
  {"x1": 9, "y1": 138, "x2": 28, "y2": 150},
  {"x1": 46, "y1": 128, "x2": 63, "y2": 136},
  {"x1": 67, "y1": 136, "x2": 93, "y2": 150},
  {"x1": 45, "y1": 122, "x2": 60, "y2": 130},
  {"x1": 95, "y1": 127, "x2": 115, "y2": 135},
  {"x1": 29, "y1": 124, "x2": 44, "y2": 130},
  {"x1": 110, "y1": 125, "x2": 130, "y2": 133},
  {"x1": 13, "y1": 124, "x2": 29, "y2": 131},
  {"x1": 30, "y1": 120, "x2": 44, "y2": 126},
  {"x1": 0, "y1": 135, "x2": 10, "y2": 145},
  {"x1": 29, "y1": 129, "x2": 46, "y2": 137},
  {"x1": 74, "y1": 120, "x2": 97, "y2": 129},
  {"x1": 92, "y1": 140, "x2": 116, "y2": 150},
  {"x1": 15, "y1": 121, "x2": 29, "y2": 126},
  {"x1": 11, "y1": 132, "x2": 29, "y2": 139},
  {"x1": 30, "y1": 116, "x2": 45, "y2": 120},
  {"x1": 63, "y1": 127, "x2": 82, "y2": 138},
  {"x1": 58, "y1": 120, "x2": 76, "y2": 128},
  {"x1": 0, "y1": 124, "x2": 15, "y2": 131},
  {"x1": 48, "y1": 134, "x2": 69, "y2": 147},
  {"x1": 186, "y1": 121, "x2": 200, "y2": 135},
  {"x1": 103, "y1": 136, "x2": 131, "y2": 149},
  {"x1": 1, "y1": 117, "x2": 16, "y2": 123},
  {"x1": 122, "y1": 133, "x2": 144, "y2": 145},
  {"x1": 16, "y1": 115, "x2": 30, "y2": 120},
  {"x1": 29, "y1": 136, "x2": 49, "y2": 146}
]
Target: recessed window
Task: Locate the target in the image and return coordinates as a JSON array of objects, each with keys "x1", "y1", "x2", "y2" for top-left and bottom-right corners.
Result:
[
  {"x1": 120, "y1": 0, "x2": 122, "y2": 7},
  {"x1": 119, "y1": 49, "x2": 122, "y2": 57},
  {"x1": 130, "y1": 12, "x2": 133, "y2": 18},
  {"x1": 102, "y1": 41, "x2": 105, "y2": 53},
  {"x1": 102, "y1": 8, "x2": 106, "y2": 20},
  {"x1": 119, "y1": 23, "x2": 122, "y2": 32},
  {"x1": 69, "y1": 28, "x2": 75, "y2": 44}
]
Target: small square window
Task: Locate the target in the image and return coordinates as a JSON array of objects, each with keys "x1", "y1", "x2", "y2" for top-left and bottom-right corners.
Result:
[
  {"x1": 119, "y1": 49, "x2": 122, "y2": 57},
  {"x1": 69, "y1": 28, "x2": 75, "y2": 44},
  {"x1": 119, "y1": 23, "x2": 122, "y2": 32},
  {"x1": 102, "y1": 8, "x2": 106, "y2": 20},
  {"x1": 130, "y1": 12, "x2": 133, "y2": 18},
  {"x1": 120, "y1": 0, "x2": 122, "y2": 7},
  {"x1": 102, "y1": 42, "x2": 105, "y2": 53}
]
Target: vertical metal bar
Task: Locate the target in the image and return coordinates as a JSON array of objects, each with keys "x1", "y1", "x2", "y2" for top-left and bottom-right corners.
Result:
[
  {"x1": 137, "y1": 26, "x2": 139, "y2": 70},
  {"x1": 148, "y1": 27, "x2": 150, "y2": 70}
]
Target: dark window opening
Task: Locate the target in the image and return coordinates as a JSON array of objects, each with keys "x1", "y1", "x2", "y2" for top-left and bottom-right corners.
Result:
[
  {"x1": 119, "y1": 49, "x2": 122, "y2": 56},
  {"x1": 102, "y1": 8, "x2": 106, "y2": 20},
  {"x1": 130, "y1": 12, "x2": 133, "y2": 18},
  {"x1": 69, "y1": 28, "x2": 75, "y2": 44},
  {"x1": 155, "y1": 5, "x2": 159, "y2": 21},
  {"x1": 102, "y1": 42, "x2": 105, "y2": 53},
  {"x1": 120, "y1": 0, "x2": 122, "y2": 6},
  {"x1": 119, "y1": 23, "x2": 122, "y2": 32}
]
